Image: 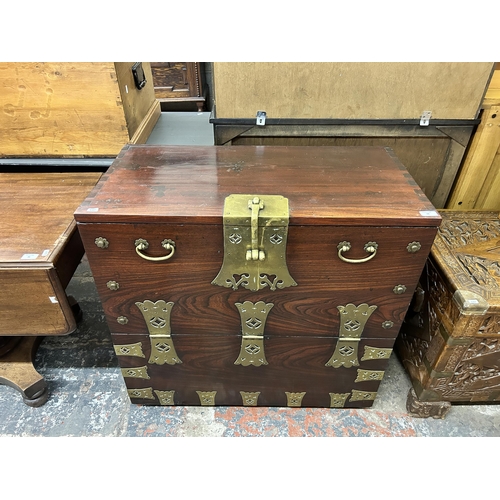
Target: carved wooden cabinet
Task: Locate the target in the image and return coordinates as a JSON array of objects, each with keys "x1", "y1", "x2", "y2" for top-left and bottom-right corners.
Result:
[
  {"x1": 150, "y1": 62, "x2": 206, "y2": 112},
  {"x1": 74, "y1": 145, "x2": 440, "y2": 408},
  {"x1": 396, "y1": 210, "x2": 500, "y2": 418}
]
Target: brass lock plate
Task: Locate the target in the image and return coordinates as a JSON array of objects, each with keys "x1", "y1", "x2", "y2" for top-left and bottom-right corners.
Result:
[{"x1": 212, "y1": 194, "x2": 297, "y2": 292}]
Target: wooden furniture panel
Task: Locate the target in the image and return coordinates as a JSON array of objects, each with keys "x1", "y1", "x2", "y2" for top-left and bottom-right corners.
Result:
[
  {"x1": 74, "y1": 145, "x2": 437, "y2": 226},
  {"x1": 212, "y1": 63, "x2": 494, "y2": 209},
  {"x1": 150, "y1": 62, "x2": 206, "y2": 112},
  {"x1": 78, "y1": 222, "x2": 435, "y2": 338},
  {"x1": 113, "y1": 333, "x2": 395, "y2": 408},
  {"x1": 0, "y1": 269, "x2": 73, "y2": 335},
  {"x1": 213, "y1": 63, "x2": 493, "y2": 120},
  {"x1": 396, "y1": 211, "x2": 500, "y2": 418},
  {"x1": 0, "y1": 172, "x2": 101, "y2": 405},
  {"x1": 0, "y1": 63, "x2": 160, "y2": 157},
  {"x1": 447, "y1": 69, "x2": 500, "y2": 210}
]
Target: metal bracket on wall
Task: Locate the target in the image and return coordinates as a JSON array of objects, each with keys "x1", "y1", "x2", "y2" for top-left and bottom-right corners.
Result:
[
  {"x1": 420, "y1": 110, "x2": 432, "y2": 126},
  {"x1": 256, "y1": 111, "x2": 267, "y2": 126}
]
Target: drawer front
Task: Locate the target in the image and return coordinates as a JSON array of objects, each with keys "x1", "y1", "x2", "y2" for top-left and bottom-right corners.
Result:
[
  {"x1": 113, "y1": 333, "x2": 395, "y2": 408},
  {"x1": 78, "y1": 222, "x2": 436, "y2": 339}
]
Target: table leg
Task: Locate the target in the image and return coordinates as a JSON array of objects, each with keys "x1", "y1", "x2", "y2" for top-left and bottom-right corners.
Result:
[{"x1": 0, "y1": 336, "x2": 48, "y2": 407}]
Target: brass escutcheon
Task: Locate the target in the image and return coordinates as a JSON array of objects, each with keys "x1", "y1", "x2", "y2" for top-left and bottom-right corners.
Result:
[
  {"x1": 285, "y1": 392, "x2": 306, "y2": 407},
  {"x1": 212, "y1": 194, "x2": 297, "y2": 292},
  {"x1": 240, "y1": 391, "x2": 261, "y2": 406},
  {"x1": 155, "y1": 390, "x2": 175, "y2": 406}
]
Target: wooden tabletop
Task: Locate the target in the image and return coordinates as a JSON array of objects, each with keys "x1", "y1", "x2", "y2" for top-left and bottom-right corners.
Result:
[
  {"x1": 75, "y1": 145, "x2": 440, "y2": 227},
  {"x1": 0, "y1": 173, "x2": 101, "y2": 264}
]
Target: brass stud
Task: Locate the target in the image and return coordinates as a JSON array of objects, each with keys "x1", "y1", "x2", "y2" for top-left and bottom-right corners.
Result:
[
  {"x1": 106, "y1": 280, "x2": 120, "y2": 291},
  {"x1": 94, "y1": 237, "x2": 109, "y2": 249},
  {"x1": 382, "y1": 320, "x2": 394, "y2": 329},
  {"x1": 393, "y1": 284, "x2": 407, "y2": 294},
  {"x1": 117, "y1": 316, "x2": 129, "y2": 325},
  {"x1": 407, "y1": 241, "x2": 421, "y2": 253}
]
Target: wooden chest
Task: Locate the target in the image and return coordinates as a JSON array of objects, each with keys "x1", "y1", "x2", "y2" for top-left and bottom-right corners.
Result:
[
  {"x1": 396, "y1": 210, "x2": 500, "y2": 417},
  {"x1": 74, "y1": 145, "x2": 441, "y2": 408}
]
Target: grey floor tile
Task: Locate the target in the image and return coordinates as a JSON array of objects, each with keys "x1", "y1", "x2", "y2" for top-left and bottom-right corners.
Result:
[{"x1": 147, "y1": 112, "x2": 214, "y2": 145}]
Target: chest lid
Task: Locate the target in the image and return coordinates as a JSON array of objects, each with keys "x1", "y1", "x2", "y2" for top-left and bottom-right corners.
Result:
[{"x1": 74, "y1": 145, "x2": 440, "y2": 227}]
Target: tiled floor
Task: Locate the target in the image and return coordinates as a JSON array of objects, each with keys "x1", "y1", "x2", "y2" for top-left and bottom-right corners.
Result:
[
  {"x1": 146, "y1": 111, "x2": 214, "y2": 146},
  {"x1": 1, "y1": 112, "x2": 500, "y2": 437}
]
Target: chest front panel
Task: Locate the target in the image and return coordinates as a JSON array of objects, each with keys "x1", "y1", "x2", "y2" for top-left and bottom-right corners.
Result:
[{"x1": 79, "y1": 222, "x2": 436, "y2": 340}]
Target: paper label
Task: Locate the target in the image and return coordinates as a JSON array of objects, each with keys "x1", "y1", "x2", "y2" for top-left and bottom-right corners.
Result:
[{"x1": 21, "y1": 253, "x2": 39, "y2": 260}]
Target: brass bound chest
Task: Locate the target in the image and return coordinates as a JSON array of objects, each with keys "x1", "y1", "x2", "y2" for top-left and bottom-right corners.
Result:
[{"x1": 74, "y1": 145, "x2": 441, "y2": 408}]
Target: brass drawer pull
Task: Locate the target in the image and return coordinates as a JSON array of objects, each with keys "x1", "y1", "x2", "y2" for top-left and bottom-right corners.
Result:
[
  {"x1": 337, "y1": 241, "x2": 378, "y2": 264},
  {"x1": 135, "y1": 238, "x2": 175, "y2": 261}
]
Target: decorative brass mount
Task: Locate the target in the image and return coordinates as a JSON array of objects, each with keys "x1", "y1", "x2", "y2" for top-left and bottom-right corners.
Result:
[
  {"x1": 121, "y1": 366, "x2": 150, "y2": 379},
  {"x1": 197, "y1": 391, "x2": 217, "y2": 406},
  {"x1": 234, "y1": 301, "x2": 273, "y2": 366},
  {"x1": 326, "y1": 303, "x2": 377, "y2": 368},
  {"x1": 135, "y1": 300, "x2": 182, "y2": 365},
  {"x1": 240, "y1": 391, "x2": 260, "y2": 406},
  {"x1": 127, "y1": 387, "x2": 155, "y2": 400},
  {"x1": 212, "y1": 194, "x2": 297, "y2": 292},
  {"x1": 114, "y1": 342, "x2": 145, "y2": 358},
  {"x1": 285, "y1": 392, "x2": 306, "y2": 407},
  {"x1": 155, "y1": 390, "x2": 175, "y2": 405}
]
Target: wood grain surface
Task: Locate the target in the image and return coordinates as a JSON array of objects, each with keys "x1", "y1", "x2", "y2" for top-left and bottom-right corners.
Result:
[
  {"x1": 1, "y1": 173, "x2": 101, "y2": 263},
  {"x1": 113, "y1": 333, "x2": 395, "y2": 407},
  {"x1": 78, "y1": 222, "x2": 437, "y2": 339},
  {"x1": 213, "y1": 62, "x2": 493, "y2": 120},
  {"x1": 74, "y1": 145, "x2": 440, "y2": 227},
  {"x1": 0, "y1": 63, "x2": 157, "y2": 156}
]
